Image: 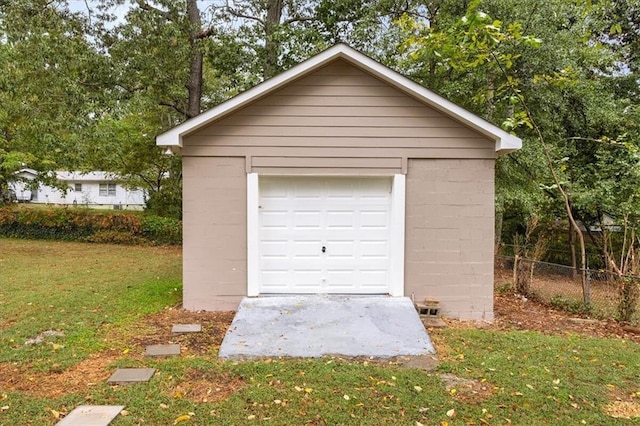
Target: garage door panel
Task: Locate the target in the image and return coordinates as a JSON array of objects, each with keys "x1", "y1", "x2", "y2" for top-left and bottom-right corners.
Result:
[
  {"x1": 259, "y1": 176, "x2": 391, "y2": 293},
  {"x1": 261, "y1": 211, "x2": 288, "y2": 228},
  {"x1": 326, "y1": 211, "x2": 355, "y2": 229}
]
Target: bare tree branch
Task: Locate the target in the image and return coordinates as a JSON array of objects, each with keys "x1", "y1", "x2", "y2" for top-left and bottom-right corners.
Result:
[
  {"x1": 159, "y1": 101, "x2": 187, "y2": 117},
  {"x1": 226, "y1": 7, "x2": 265, "y2": 26},
  {"x1": 283, "y1": 15, "x2": 313, "y2": 25},
  {"x1": 135, "y1": 0, "x2": 173, "y2": 21}
]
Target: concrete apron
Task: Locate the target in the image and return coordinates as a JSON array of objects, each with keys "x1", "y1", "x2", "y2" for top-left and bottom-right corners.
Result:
[{"x1": 218, "y1": 295, "x2": 436, "y2": 360}]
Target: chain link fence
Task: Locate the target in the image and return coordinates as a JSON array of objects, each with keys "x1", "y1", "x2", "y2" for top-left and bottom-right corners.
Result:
[{"x1": 496, "y1": 255, "x2": 640, "y2": 325}]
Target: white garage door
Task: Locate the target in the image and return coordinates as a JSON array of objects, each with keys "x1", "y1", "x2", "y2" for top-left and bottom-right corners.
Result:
[{"x1": 258, "y1": 176, "x2": 392, "y2": 294}]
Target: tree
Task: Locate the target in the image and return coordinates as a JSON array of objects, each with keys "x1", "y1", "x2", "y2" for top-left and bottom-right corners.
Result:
[{"x1": 0, "y1": 0, "x2": 107, "y2": 201}]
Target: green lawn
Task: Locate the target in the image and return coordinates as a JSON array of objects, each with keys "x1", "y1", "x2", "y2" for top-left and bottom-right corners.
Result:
[{"x1": 1, "y1": 238, "x2": 639, "y2": 425}]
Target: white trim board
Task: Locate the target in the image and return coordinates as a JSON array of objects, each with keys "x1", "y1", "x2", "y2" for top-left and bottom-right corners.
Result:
[
  {"x1": 156, "y1": 44, "x2": 521, "y2": 155},
  {"x1": 246, "y1": 173, "x2": 406, "y2": 297}
]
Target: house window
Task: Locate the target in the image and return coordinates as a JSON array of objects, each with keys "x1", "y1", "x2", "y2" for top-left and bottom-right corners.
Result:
[
  {"x1": 99, "y1": 183, "x2": 117, "y2": 197},
  {"x1": 74, "y1": 183, "x2": 82, "y2": 192}
]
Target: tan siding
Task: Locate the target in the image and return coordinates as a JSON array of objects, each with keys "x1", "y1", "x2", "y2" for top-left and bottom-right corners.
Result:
[
  {"x1": 404, "y1": 159, "x2": 495, "y2": 321},
  {"x1": 251, "y1": 156, "x2": 401, "y2": 169},
  {"x1": 183, "y1": 145, "x2": 495, "y2": 160},
  {"x1": 185, "y1": 59, "x2": 495, "y2": 169},
  {"x1": 182, "y1": 156, "x2": 246, "y2": 311}
]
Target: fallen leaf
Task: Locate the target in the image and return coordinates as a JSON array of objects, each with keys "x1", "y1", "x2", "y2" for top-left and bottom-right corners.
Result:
[
  {"x1": 414, "y1": 385, "x2": 423, "y2": 392},
  {"x1": 304, "y1": 387, "x2": 313, "y2": 393},
  {"x1": 173, "y1": 414, "x2": 190, "y2": 424},
  {"x1": 247, "y1": 414, "x2": 256, "y2": 420},
  {"x1": 120, "y1": 410, "x2": 129, "y2": 416},
  {"x1": 446, "y1": 408, "x2": 456, "y2": 417},
  {"x1": 50, "y1": 409, "x2": 61, "y2": 419},
  {"x1": 553, "y1": 379, "x2": 560, "y2": 385},
  {"x1": 0, "y1": 406, "x2": 8, "y2": 411},
  {"x1": 160, "y1": 403, "x2": 168, "y2": 409},
  {"x1": 343, "y1": 394, "x2": 350, "y2": 401},
  {"x1": 416, "y1": 422, "x2": 425, "y2": 426}
]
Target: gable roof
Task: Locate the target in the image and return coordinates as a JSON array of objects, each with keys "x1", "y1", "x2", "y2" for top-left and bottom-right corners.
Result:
[{"x1": 156, "y1": 44, "x2": 522, "y2": 155}]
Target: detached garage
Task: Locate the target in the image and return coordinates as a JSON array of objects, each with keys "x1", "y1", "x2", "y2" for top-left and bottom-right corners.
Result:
[{"x1": 157, "y1": 44, "x2": 521, "y2": 321}]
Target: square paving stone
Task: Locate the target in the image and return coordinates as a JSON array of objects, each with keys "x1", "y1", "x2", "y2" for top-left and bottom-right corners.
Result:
[
  {"x1": 172, "y1": 324, "x2": 202, "y2": 333},
  {"x1": 56, "y1": 405, "x2": 125, "y2": 426},
  {"x1": 107, "y1": 368, "x2": 156, "y2": 385},
  {"x1": 145, "y1": 343, "x2": 181, "y2": 357}
]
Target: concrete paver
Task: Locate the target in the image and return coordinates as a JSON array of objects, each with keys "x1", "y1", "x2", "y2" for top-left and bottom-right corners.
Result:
[
  {"x1": 55, "y1": 405, "x2": 125, "y2": 426},
  {"x1": 107, "y1": 368, "x2": 156, "y2": 385},
  {"x1": 145, "y1": 343, "x2": 181, "y2": 357},
  {"x1": 219, "y1": 296, "x2": 436, "y2": 359},
  {"x1": 172, "y1": 324, "x2": 202, "y2": 333}
]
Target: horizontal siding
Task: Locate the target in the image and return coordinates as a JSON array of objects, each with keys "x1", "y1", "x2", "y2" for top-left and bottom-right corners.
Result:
[
  {"x1": 185, "y1": 59, "x2": 495, "y2": 166},
  {"x1": 251, "y1": 156, "x2": 401, "y2": 169},
  {"x1": 218, "y1": 115, "x2": 462, "y2": 128},
  {"x1": 194, "y1": 125, "x2": 479, "y2": 139},
  {"x1": 236, "y1": 105, "x2": 441, "y2": 117},
  {"x1": 186, "y1": 135, "x2": 488, "y2": 149},
  {"x1": 182, "y1": 145, "x2": 495, "y2": 159}
]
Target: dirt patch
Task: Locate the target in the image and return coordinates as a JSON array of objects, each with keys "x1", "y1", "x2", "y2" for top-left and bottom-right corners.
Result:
[
  {"x1": 108, "y1": 307, "x2": 235, "y2": 356},
  {"x1": 491, "y1": 292, "x2": 640, "y2": 344},
  {"x1": 603, "y1": 385, "x2": 640, "y2": 419},
  {"x1": 0, "y1": 351, "x2": 119, "y2": 398},
  {"x1": 439, "y1": 373, "x2": 494, "y2": 403}
]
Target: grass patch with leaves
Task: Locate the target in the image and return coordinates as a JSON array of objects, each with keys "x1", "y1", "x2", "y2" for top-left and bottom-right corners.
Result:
[
  {"x1": 0, "y1": 238, "x2": 182, "y2": 371},
  {"x1": 1, "y1": 238, "x2": 639, "y2": 425}
]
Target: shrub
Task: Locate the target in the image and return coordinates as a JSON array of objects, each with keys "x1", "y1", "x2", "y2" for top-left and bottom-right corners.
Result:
[
  {"x1": 140, "y1": 215, "x2": 182, "y2": 245},
  {"x1": 0, "y1": 206, "x2": 181, "y2": 245}
]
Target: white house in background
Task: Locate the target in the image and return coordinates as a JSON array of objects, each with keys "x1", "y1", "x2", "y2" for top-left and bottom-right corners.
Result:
[{"x1": 9, "y1": 169, "x2": 146, "y2": 210}]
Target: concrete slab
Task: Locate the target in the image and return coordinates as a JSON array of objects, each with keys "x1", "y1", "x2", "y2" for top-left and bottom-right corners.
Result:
[
  {"x1": 219, "y1": 296, "x2": 436, "y2": 359},
  {"x1": 107, "y1": 368, "x2": 156, "y2": 385},
  {"x1": 172, "y1": 324, "x2": 202, "y2": 333},
  {"x1": 145, "y1": 344, "x2": 181, "y2": 357},
  {"x1": 55, "y1": 405, "x2": 125, "y2": 426}
]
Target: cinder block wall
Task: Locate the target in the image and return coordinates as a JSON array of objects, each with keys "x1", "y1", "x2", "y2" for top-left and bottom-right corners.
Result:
[
  {"x1": 182, "y1": 156, "x2": 247, "y2": 311},
  {"x1": 405, "y1": 158, "x2": 495, "y2": 321}
]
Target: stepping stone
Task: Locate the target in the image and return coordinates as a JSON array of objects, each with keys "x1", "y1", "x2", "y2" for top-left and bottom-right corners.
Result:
[
  {"x1": 172, "y1": 324, "x2": 202, "y2": 333},
  {"x1": 56, "y1": 405, "x2": 125, "y2": 426},
  {"x1": 145, "y1": 343, "x2": 181, "y2": 357},
  {"x1": 107, "y1": 368, "x2": 156, "y2": 385}
]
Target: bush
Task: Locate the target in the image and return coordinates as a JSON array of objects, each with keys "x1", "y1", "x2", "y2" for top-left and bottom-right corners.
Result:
[{"x1": 0, "y1": 206, "x2": 181, "y2": 245}]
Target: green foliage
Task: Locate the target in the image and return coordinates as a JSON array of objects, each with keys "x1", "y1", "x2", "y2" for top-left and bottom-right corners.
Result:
[{"x1": 0, "y1": 206, "x2": 181, "y2": 245}]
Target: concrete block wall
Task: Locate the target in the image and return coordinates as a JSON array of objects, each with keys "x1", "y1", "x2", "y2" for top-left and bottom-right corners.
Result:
[
  {"x1": 182, "y1": 156, "x2": 247, "y2": 311},
  {"x1": 405, "y1": 158, "x2": 495, "y2": 321}
]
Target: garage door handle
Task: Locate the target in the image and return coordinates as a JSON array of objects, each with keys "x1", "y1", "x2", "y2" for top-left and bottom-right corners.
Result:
[{"x1": 322, "y1": 246, "x2": 326, "y2": 253}]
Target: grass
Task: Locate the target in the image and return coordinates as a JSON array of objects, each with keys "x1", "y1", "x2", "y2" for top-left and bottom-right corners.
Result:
[
  {"x1": 1, "y1": 238, "x2": 639, "y2": 425},
  {"x1": 0, "y1": 238, "x2": 182, "y2": 370}
]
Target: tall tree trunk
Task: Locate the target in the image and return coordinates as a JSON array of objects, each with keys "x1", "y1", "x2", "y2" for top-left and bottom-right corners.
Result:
[
  {"x1": 569, "y1": 220, "x2": 577, "y2": 279},
  {"x1": 186, "y1": 0, "x2": 203, "y2": 118},
  {"x1": 263, "y1": 0, "x2": 283, "y2": 78}
]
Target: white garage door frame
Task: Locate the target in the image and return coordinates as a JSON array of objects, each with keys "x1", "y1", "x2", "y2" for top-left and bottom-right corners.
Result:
[{"x1": 247, "y1": 173, "x2": 405, "y2": 297}]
